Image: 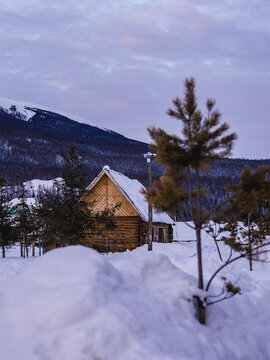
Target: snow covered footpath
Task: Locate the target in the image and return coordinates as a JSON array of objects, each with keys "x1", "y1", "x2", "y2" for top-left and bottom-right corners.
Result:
[{"x1": 0, "y1": 234, "x2": 270, "y2": 359}]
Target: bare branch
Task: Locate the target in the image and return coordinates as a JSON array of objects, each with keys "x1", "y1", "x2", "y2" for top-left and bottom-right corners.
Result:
[{"x1": 205, "y1": 241, "x2": 270, "y2": 292}]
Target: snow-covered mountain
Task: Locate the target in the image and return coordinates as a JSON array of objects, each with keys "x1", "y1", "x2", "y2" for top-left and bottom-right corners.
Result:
[
  {"x1": 0, "y1": 96, "x2": 151, "y2": 186},
  {"x1": 0, "y1": 96, "x2": 104, "y2": 130},
  {"x1": 0, "y1": 96, "x2": 269, "y2": 210}
]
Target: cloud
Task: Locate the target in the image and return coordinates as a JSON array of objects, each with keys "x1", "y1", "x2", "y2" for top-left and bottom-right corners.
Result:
[{"x1": 0, "y1": 0, "x2": 269, "y2": 158}]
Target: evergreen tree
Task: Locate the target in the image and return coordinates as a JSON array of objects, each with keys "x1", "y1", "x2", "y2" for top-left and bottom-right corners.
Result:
[
  {"x1": 0, "y1": 172, "x2": 14, "y2": 258},
  {"x1": 223, "y1": 165, "x2": 270, "y2": 270},
  {"x1": 60, "y1": 144, "x2": 87, "y2": 194},
  {"x1": 147, "y1": 77, "x2": 236, "y2": 324},
  {"x1": 29, "y1": 197, "x2": 44, "y2": 256},
  {"x1": 36, "y1": 145, "x2": 118, "y2": 250},
  {"x1": 14, "y1": 183, "x2": 35, "y2": 257}
]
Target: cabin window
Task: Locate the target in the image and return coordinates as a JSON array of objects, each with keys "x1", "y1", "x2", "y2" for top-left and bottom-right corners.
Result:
[{"x1": 158, "y1": 228, "x2": 166, "y2": 243}]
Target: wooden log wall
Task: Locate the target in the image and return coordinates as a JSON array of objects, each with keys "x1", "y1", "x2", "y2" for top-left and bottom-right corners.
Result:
[
  {"x1": 82, "y1": 216, "x2": 146, "y2": 253},
  {"x1": 83, "y1": 174, "x2": 138, "y2": 217}
]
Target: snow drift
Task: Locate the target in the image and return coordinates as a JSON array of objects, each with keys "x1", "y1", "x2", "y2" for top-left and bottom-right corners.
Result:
[{"x1": 0, "y1": 242, "x2": 270, "y2": 360}]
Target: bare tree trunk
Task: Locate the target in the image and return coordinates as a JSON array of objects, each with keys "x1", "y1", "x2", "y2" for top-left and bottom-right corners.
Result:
[
  {"x1": 196, "y1": 226, "x2": 204, "y2": 290},
  {"x1": 193, "y1": 294, "x2": 205, "y2": 325},
  {"x1": 0, "y1": 231, "x2": 5, "y2": 258},
  {"x1": 23, "y1": 235, "x2": 26, "y2": 258},
  {"x1": 186, "y1": 165, "x2": 205, "y2": 288},
  {"x1": 20, "y1": 240, "x2": 23, "y2": 257},
  {"x1": 256, "y1": 233, "x2": 262, "y2": 260},
  {"x1": 39, "y1": 239, "x2": 41, "y2": 256},
  {"x1": 213, "y1": 221, "x2": 223, "y2": 261},
  {"x1": 195, "y1": 169, "x2": 204, "y2": 290},
  {"x1": 214, "y1": 238, "x2": 223, "y2": 262},
  {"x1": 195, "y1": 168, "x2": 205, "y2": 324},
  {"x1": 32, "y1": 238, "x2": 35, "y2": 257},
  {"x1": 248, "y1": 212, "x2": 253, "y2": 271}
]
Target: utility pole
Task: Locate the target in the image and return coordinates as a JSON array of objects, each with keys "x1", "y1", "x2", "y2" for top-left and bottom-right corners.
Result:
[{"x1": 143, "y1": 152, "x2": 156, "y2": 251}]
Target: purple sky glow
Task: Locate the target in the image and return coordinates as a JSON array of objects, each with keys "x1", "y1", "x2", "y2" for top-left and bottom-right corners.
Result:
[{"x1": 0, "y1": 0, "x2": 270, "y2": 158}]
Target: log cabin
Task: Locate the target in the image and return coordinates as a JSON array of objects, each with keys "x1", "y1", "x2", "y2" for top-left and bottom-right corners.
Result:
[{"x1": 80, "y1": 165, "x2": 174, "y2": 252}]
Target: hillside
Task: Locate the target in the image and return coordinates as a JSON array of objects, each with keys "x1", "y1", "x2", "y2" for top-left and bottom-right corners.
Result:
[
  {"x1": 0, "y1": 97, "x2": 269, "y2": 209},
  {"x1": 0, "y1": 97, "x2": 151, "y2": 185}
]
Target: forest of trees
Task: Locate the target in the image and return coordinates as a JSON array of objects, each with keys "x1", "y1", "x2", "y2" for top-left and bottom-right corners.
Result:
[{"x1": 0, "y1": 145, "x2": 118, "y2": 258}]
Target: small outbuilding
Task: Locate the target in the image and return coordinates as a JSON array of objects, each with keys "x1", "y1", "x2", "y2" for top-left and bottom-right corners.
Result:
[{"x1": 81, "y1": 166, "x2": 174, "y2": 252}]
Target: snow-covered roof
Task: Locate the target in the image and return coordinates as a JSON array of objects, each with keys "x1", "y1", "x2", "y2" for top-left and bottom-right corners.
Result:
[{"x1": 86, "y1": 166, "x2": 174, "y2": 224}]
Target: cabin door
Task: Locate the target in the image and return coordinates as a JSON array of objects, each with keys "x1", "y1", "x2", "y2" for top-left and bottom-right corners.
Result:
[{"x1": 158, "y1": 228, "x2": 166, "y2": 243}]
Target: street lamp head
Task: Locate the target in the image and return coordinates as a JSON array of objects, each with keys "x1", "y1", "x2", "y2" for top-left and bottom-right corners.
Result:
[{"x1": 143, "y1": 152, "x2": 156, "y2": 162}]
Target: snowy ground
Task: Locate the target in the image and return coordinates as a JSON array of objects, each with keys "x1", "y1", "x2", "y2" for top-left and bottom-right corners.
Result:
[{"x1": 0, "y1": 223, "x2": 270, "y2": 360}]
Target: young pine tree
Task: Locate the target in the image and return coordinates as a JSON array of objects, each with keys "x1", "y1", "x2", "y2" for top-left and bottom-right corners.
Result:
[
  {"x1": 148, "y1": 77, "x2": 236, "y2": 324},
  {"x1": 224, "y1": 165, "x2": 270, "y2": 270}
]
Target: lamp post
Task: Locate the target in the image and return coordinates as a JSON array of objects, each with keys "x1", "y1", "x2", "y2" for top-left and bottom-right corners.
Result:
[{"x1": 143, "y1": 152, "x2": 156, "y2": 251}]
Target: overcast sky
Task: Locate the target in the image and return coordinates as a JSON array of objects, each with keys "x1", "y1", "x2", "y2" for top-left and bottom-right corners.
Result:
[{"x1": 0, "y1": 0, "x2": 269, "y2": 159}]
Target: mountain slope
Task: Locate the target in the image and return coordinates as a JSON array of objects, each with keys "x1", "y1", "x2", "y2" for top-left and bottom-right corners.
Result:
[
  {"x1": 0, "y1": 96, "x2": 101, "y2": 128},
  {"x1": 0, "y1": 98, "x2": 151, "y2": 186},
  {"x1": 0, "y1": 97, "x2": 269, "y2": 211}
]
